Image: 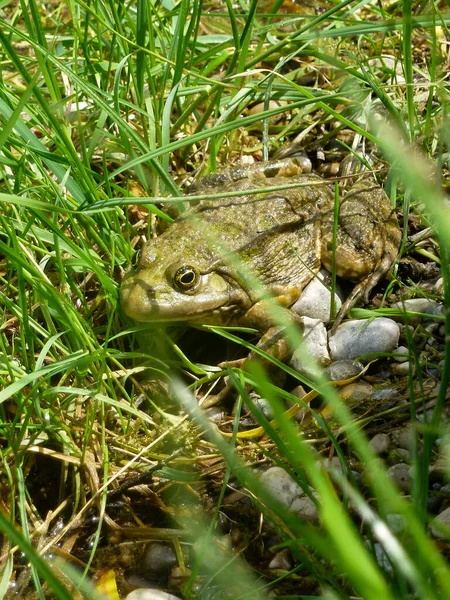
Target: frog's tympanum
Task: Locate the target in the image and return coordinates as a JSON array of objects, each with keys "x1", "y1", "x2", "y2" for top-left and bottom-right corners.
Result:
[{"x1": 120, "y1": 159, "x2": 401, "y2": 331}]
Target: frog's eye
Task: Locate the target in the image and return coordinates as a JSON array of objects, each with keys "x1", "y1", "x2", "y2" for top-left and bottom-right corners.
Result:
[
  {"x1": 173, "y1": 265, "x2": 200, "y2": 292},
  {"x1": 130, "y1": 249, "x2": 142, "y2": 268}
]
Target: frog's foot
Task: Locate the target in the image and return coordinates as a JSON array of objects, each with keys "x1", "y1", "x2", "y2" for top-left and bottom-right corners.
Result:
[
  {"x1": 330, "y1": 246, "x2": 399, "y2": 333},
  {"x1": 202, "y1": 326, "x2": 293, "y2": 407}
]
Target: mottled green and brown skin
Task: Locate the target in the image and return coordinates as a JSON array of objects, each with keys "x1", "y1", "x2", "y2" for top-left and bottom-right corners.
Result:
[{"x1": 120, "y1": 159, "x2": 401, "y2": 330}]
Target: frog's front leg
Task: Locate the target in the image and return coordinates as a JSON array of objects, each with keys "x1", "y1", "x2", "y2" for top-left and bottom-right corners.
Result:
[
  {"x1": 320, "y1": 182, "x2": 401, "y2": 328},
  {"x1": 203, "y1": 300, "x2": 303, "y2": 408}
]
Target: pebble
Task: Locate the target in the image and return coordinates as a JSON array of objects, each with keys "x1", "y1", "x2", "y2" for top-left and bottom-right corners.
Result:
[
  {"x1": 385, "y1": 513, "x2": 407, "y2": 535},
  {"x1": 230, "y1": 527, "x2": 242, "y2": 547},
  {"x1": 429, "y1": 506, "x2": 450, "y2": 539},
  {"x1": 390, "y1": 425, "x2": 413, "y2": 451},
  {"x1": 268, "y1": 549, "x2": 293, "y2": 571},
  {"x1": 392, "y1": 298, "x2": 441, "y2": 315},
  {"x1": 141, "y1": 543, "x2": 178, "y2": 581},
  {"x1": 386, "y1": 463, "x2": 411, "y2": 494},
  {"x1": 390, "y1": 361, "x2": 412, "y2": 376},
  {"x1": 204, "y1": 407, "x2": 226, "y2": 424},
  {"x1": 290, "y1": 317, "x2": 330, "y2": 376},
  {"x1": 291, "y1": 269, "x2": 343, "y2": 322},
  {"x1": 392, "y1": 299, "x2": 443, "y2": 327},
  {"x1": 244, "y1": 393, "x2": 274, "y2": 420},
  {"x1": 125, "y1": 590, "x2": 181, "y2": 600},
  {"x1": 429, "y1": 457, "x2": 449, "y2": 484},
  {"x1": 434, "y1": 277, "x2": 443, "y2": 295},
  {"x1": 373, "y1": 543, "x2": 393, "y2": 573},
  {"x1": 369, "y1": 433, "x2": 391, "y2": 455},
  {"x1": 259, "y1": 467, "x2": 303, "y2": 508},
  {"x1": 325, "y1": 359, "x2": 364, "y2": 381},
  {"x1": 328, "y1": 318, "x2": 400, "y2": 362},
  {"x1": 289, "y1": 493, "x2": 319, "y2": 523},
  {"x1": 371, "y1": 388, "x2": 399, "y2": 402},
  {"x1": 339, "y1": 381, "x2": 374, "y2": 403},
  {"x1": 167, "y1": 567, "x2": 191, "y2": 591},
  {"x1": 392, "y1": 448, "x2": 410, "y2": 462},
  {"x1": 260, "y1": 466, "x2": 318, "y2": 521},
  {"x1": 393, "y1": 345, "x2": 409, "y2": 363}
]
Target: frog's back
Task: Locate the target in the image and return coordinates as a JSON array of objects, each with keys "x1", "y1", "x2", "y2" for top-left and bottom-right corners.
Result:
[{"x1": 184, "y1": 171, "x2": 334, "y2": 291}]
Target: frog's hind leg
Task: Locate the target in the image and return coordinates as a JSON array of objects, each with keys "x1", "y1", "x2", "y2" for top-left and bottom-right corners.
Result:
[{"x1": 321, "y1": 183, "x2": 401, "y2": 332}]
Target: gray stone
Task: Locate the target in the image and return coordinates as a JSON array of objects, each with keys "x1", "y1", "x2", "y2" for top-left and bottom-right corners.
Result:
[
  {"x1": 290, "y1": 317, "x2": 330, "y2": 376},
  {"x1": 392, "y1": 298, "x2": 441, "y2": 315},
  {"x1": 325, "y1": 359, "x2": 364, "y2": 381},
  {"x1": 373, "y1": 543, "x2": 393, "y2": 574},
  {"x1": 268, "y1": 549, "x2": 293, "y2": 571},
  {"x1": 369, "y1": 433, "x2": 391, "y2": 455},
  {"x1": 244, "y1": 393, "x2": 274, "y2": 419},
  {"x1": 290, "y1": 493, "x2": 319, "y2": 523},
  {"x1": 386, "y1": 463, "x2": 411, "y2": 494},
  {"x1": 429, "y1": 506, "x2": 450, "y2": 539},
  {"x1": 260, "y1": 467, "x2": 303, "y2": 508},
  {"x1": 391, "y1": 425, "x2": 413, "y2": 450},
  {"x1": 386, "y1": 513, "x2": 407, "y2": 535},
  {"x1": 141, "y1": 542, "x2": 178, "y2": 580},
  {"x1": 434, "y1": 277, "x2": 444, "y2": 295},
  {"x1": 390, "y1": 361, "x2": 412, "y2": 376},
  {"x1": 329, "y1": 318, "x2": 400, "y2": 361},
  {"x1": 393, "y1": 345, "x2": 409, "y2": 362},
  {"x1": 291, "y1": 269, "x2": 343, "y2": 322},
  {"x1": 339, "y1": 381, "x2": 374, "y2": 403}
]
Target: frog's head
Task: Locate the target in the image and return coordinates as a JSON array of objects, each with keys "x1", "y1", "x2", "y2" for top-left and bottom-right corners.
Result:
[{"x1": 120, "y1": 235, "x2": 250, "y2": 325}]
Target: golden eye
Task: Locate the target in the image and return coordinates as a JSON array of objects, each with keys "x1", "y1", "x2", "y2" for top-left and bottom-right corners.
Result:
[
  {"x1": 173, "y1": 265, "x2": 200, "y2": 291},
  {"x1": 130, "y1": 249, "x2": 142, "y2": 268}
]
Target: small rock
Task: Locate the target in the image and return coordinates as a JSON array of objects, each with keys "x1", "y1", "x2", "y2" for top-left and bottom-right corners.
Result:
[
  {"x1": 291, "y1": 269, "x2": 343, "y2": 322},
  {"x1": 125, "y1": 590, "x2": 181, "y2": 600},
  {"x1": 392, "y1": 448, "x2": 410, "y2": 462},
  {"x1": 216, "y1": 535, "x2": 232, "y2": 553},
  {"x1": 287, "y1": 386, "x2": 308, "y2": 421},
  {"x1": 290, "y1": 317, "x2": 330, "y2": 376},
  {"x1": 204, "y1": 407, "x2": 226, "y2": 424},
  {"x1": 141, "y1": 543, "x2": 178, "y2": 581},
  {"x1": 339, "y1": 381, "x2": 374, "y2": 403},
  {"x1": 373, "y1": 543, "x2": 393, "y2": 574},
  {"x1": 386, "y1": 513, "x2": 407, "y2": 535},
  {"x1": 167, "y1": 567, "x2": 192, "y2": 592},
  {"x1": 391, "y1": 425, "x2": 413, "y2": 450},
  {"x1": 244, "y1": 393, "x2": 274, "y2": 419},
  {"x1": 427, "y1": 491, "x2": 443, "y2": 514},
  {"x1": 429, "y1": 458, "x2": 450, "y2": 484},
  {"x1": 329, "y1": 318, "x2": 400, "y2": 361},
  {"x1": 325, "y1": 359, "x2": 364, "y2": 381},
  {"x1": 392, "y1": 299, "x2": 444, "y2": 327},
  {"x1": 434, "y1": 277, "x2": 444, "y2": 295},
  {"x1": 260, "y1": 467, "x2": 303, "y2": 508},
  {"x1": 230, "y1": 527, "x2": 242, "y2": 547},
  {"x1": 290, "y1": 493, "x2": 319, "y2": 523},
  {"x1": 390, "y1": 361, "x2": 412, "y2": 376},
  {"x1": 392, "y1": 298, "x2": 441, "y2": 315},
  {"x1": 435, "y1": 435, "x2": 450, "y2": 450},
  {"x1": 369, "y1": 433, "x2": 391, "y2": 455},
  {"x1": 268, "y1": 549, "x2": 293, "y2": 571},
  {"x1": 393, "y1": 345, "x2": 409, "y2": 362},
  {"x1": 429, "y1": 506, "x2": 450, "y2": 539},
  {"x1": 372, "y1": 388, "x2": 399, "y2": 402},
  {"x1": 386, "y1": 463, "x2": 411, "y2": 494}
]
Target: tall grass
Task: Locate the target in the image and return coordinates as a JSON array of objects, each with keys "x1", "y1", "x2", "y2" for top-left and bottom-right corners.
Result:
[{"x1": 0, "y1": 0, "x2": 449, "y2": 598}]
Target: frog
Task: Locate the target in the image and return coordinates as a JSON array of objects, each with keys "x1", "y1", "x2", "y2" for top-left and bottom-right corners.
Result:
[{"x1": 120, "y1": 158, "x2": 401, "y2": 333}]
